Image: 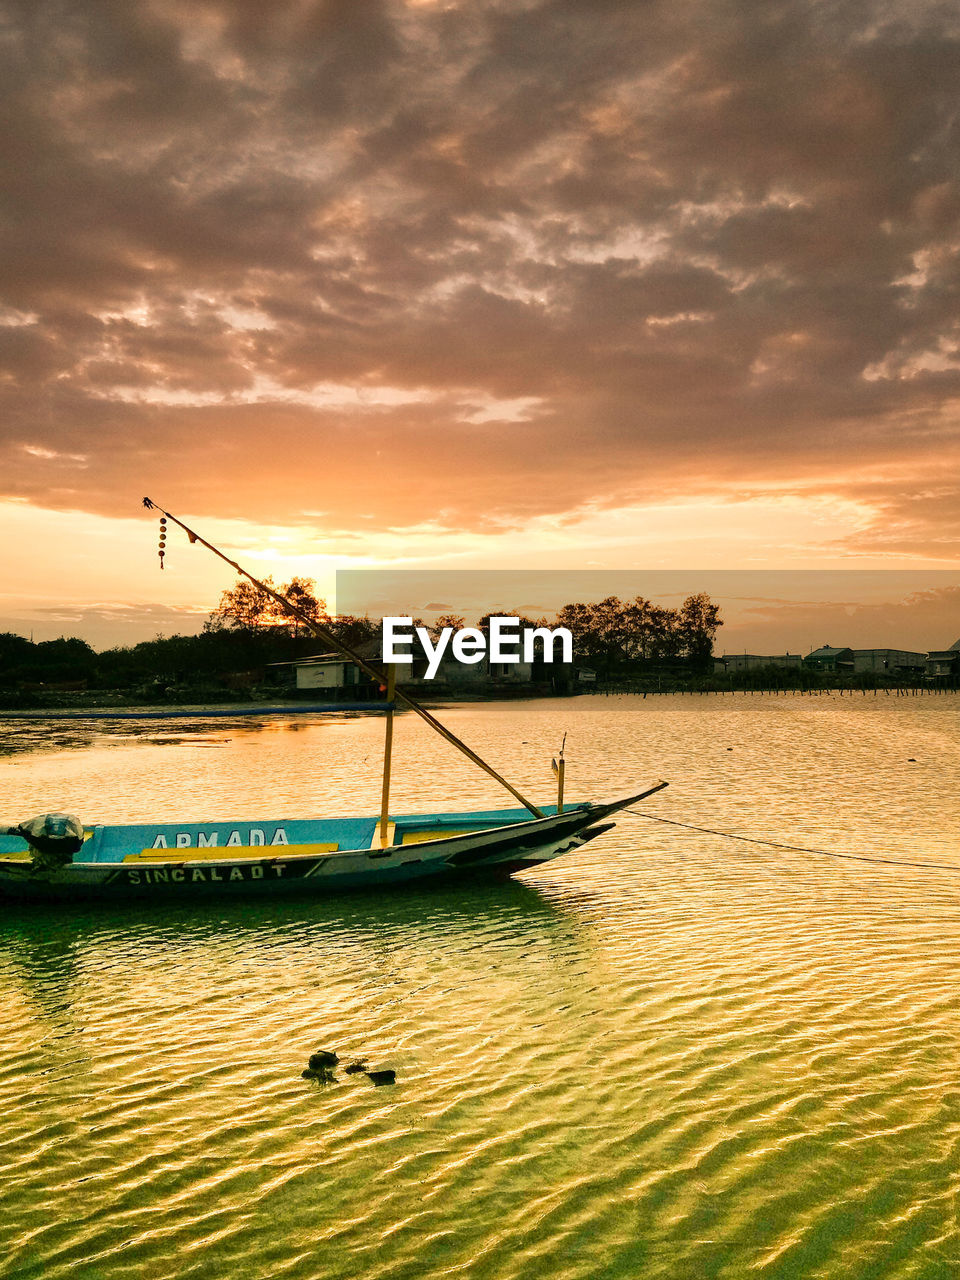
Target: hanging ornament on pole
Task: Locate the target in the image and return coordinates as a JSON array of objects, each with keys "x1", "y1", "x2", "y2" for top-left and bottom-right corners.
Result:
[{"x1": 158, "y1": 516, "x2": 167, "y2": 570}]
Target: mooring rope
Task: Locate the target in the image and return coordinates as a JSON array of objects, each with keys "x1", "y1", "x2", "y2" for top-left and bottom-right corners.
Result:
[{"x1": 623, "y1": 809, "x2": 960, "y2": 873}]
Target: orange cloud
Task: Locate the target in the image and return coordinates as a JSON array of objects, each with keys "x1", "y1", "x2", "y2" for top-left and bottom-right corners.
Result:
[{"x1": 0, "y1": 0, "x2": 958, "y2": 579}]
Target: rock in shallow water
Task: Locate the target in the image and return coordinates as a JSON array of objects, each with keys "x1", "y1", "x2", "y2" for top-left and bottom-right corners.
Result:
[
  {"x1": 365, "y1": 1069, "x2": 396, "y2": 1086},
  {"x1": 308, "y1": 1050, "x2": 339, "y2": 1070},
  {"x1": 301, "y1": 1066, "x2": 337, "y2": 1084}
]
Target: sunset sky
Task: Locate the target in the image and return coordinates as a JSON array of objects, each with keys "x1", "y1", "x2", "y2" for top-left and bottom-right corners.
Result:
[{"x1": 2, "y1": 0, "x2": 959, "y2": 647}]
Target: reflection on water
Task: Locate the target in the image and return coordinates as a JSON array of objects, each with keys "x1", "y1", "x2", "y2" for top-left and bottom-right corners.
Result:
[{"x1": 2, "y1": 694, "x2": 960, "y2": 1280}]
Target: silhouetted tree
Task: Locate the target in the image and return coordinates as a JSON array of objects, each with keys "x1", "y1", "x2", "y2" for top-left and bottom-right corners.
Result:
[
  {"x1": 554, "y1": 593, "x2": 722, "y2": 673},
  {"x1": 205, "y1": 576, "x2": 327, "y2": 635},
  {"x1": 676, "y1": 593, "x2": 722, "y2": 665}
]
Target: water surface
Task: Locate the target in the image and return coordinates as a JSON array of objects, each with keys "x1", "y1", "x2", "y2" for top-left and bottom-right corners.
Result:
[{"x1": 2, "y1": 693, "x2": 959, "y2": 1279}]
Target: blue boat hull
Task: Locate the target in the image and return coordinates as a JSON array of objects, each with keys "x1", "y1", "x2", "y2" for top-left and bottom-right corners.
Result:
[{"x1": 0, "y1": 786, "x2": 665, "y2": 904}]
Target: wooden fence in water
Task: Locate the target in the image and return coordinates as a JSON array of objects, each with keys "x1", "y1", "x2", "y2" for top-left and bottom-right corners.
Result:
[{"x1": 593, "y1": 680, "x2": 960, "y2": 698}]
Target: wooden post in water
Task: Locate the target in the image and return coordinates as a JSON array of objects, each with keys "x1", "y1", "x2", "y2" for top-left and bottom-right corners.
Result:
[
  {"x1": 379, "y1": 665, "x2": 396, "y2": 847},
  {"x1": 552, "y1": 733, "x2": 567, "y2": 814}
]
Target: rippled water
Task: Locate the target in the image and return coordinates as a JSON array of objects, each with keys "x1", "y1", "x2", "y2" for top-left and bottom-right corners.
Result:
[{"x1": 2, "y1": 693, "x2": 960, "y2": 1280}]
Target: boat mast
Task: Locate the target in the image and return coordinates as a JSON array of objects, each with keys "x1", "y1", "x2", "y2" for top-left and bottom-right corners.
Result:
[
  {"x1": 142, "y1": 499, "x2": 545, "y2": 819},
  {"x1": 378, "y1": 664, "x2": 396, "y2": 845}
]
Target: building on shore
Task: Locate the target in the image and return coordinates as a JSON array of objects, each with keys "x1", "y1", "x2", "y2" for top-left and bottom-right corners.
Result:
[
  {"x1": 804, "y1": 645, "x2": 854, "y2": 672},
  {"x1": 280, "y1": 647, "x2": 584, "y2": 695},
  {"x1": 271, "y1": 641, "x2": 385, "y2": 697},
  {"x1": 713, "y1": 653, "x2": 803, "y2": 674},
  {"x1": 851, "y1": 649, "x2": 927, "y2": 674},
  {"x1": 277, "y1": 648, "x2": 527, "y2": 695},
  {"x1": 926, "y1": 639, "x2": 960, "y2": 677}
]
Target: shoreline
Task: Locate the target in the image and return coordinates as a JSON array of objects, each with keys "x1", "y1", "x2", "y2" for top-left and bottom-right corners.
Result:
[{"x1": 1, "y1": 683, "x2": 957, "y2": 720}]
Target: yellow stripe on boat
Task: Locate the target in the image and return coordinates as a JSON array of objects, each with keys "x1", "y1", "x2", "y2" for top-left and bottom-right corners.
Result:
[
  {"x1": 400, "y1": 828, "x2": 483, "y2": 845},
  {"x1": 125, "y1": 842, "x2": 340, "y2": 863}
]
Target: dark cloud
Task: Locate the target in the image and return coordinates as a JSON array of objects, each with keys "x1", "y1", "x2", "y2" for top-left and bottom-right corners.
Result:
[{"x1": 1, "y1": 0, "x2": 959, "y2": 550}]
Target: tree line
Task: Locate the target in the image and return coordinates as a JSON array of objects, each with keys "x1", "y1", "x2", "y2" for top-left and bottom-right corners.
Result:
[
  {"x1": 554, "y1": 593, "x2": 721, "y2": 668},
  {"x1": 0, "y1": 580, "x2": 722, "y2": 705},
  {"x1": 207, "y1": 583, "x2": 723, "y2": 670}
]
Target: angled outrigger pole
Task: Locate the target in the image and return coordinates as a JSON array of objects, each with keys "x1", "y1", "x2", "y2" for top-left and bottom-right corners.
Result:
[{"x1": 142, "y1": 499, "x2": 546, "y2": 825}]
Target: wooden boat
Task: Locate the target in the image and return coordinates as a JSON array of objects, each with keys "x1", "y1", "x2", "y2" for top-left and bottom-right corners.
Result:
[
  {"x1": 0, "y1": 499, "x2": 668, "y2": 903},
  {"x1": 0, "y1": 785, "x2": 666, "y2": 902}
]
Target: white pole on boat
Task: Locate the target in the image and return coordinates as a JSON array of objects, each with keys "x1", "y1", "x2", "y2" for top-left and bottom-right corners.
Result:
[
  {"x1": 142, "y1": 499, "x2": 546, "y2": 819},
  {"x1": 379, "y1": 665, "x2": 396, "y2": 846}
]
